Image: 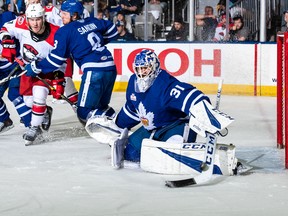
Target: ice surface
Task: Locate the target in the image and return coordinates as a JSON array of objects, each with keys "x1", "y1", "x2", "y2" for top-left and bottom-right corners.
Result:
[{"x1": 0, "y1": 93, "x2": 288, "y2": 216}]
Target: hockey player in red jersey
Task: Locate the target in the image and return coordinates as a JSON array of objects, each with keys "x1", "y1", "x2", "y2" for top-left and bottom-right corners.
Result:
[{"x1": 0, "y1": 3, "x2": 66, "y2": 145}]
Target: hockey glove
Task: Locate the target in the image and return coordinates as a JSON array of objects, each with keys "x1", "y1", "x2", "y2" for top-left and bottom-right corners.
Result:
[
  {"x1": 51, "y1": 78, "x2": 65, "y2": 99},
  {"x1": 25, "y1": 61, "x2": 42, "y2": 77},
  {"x1": 1, "y1": 38, "x2": 16, "y2": 63}
]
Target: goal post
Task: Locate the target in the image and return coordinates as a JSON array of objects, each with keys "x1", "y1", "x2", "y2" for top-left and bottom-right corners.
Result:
[{"x1": 276, "y1": 32, "x2": 288, "y2": 169}]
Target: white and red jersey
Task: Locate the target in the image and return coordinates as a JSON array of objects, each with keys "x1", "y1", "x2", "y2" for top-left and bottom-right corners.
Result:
[
  {"x1": 44, "y1": 5, "x2": 90, "y2": 27},
  {"x1": 44, "y1": 5, "x2": 63, "y2": 27},
  {"x1": 0, "y1": 15, "x2": 59, "y2": 64},
  {"x1": 213, "y1": 22, "x2": 233, "y2": 42},
  {"x1": 0, "y1": 15, "x2": 64, "y2": 95}
]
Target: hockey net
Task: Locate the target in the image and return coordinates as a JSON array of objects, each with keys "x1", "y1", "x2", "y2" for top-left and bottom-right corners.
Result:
[{"x1": 277, "y1": 32, "x2": 288, "y2": 169}]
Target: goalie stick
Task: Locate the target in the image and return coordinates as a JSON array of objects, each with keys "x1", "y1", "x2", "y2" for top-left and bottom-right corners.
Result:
[{"x1": 165, "y1": 79, "x2": 224, "y2": 188}]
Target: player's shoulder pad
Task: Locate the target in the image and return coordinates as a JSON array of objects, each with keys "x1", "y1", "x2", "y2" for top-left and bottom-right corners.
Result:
[{"x1": 15, "y1": 15, "x2": 28, "y2": 30}]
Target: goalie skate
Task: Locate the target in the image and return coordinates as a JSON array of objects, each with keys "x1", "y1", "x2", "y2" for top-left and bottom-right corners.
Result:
[
  {"x1": 111, "y1": 128, "x2": 129, "y2": 169},
  {"x1": 23, "y1": 126, "x2": 43, "y2": 146},
  {"x1": 233, "y1": 160, "x2": 254, "y2": 175}
]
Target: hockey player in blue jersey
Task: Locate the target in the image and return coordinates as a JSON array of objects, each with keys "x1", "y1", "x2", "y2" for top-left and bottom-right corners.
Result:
[
  {"x1": 85, "y1": 49, "x2": 234, "y2": 170},
  {"x1": 0, "y1": 8, "x2": 32, "y2": 133},
  {"x1": 24, "y1": 0, "x2": 119, "y2": 125}
]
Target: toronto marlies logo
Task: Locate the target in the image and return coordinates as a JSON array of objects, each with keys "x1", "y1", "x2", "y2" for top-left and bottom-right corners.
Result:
[
  {"x1": 23, "y1": 44, "x2": 39, "y2": 62},
  {"x1": 136, "y1": 102, "x2": 155, "y2": 130}
]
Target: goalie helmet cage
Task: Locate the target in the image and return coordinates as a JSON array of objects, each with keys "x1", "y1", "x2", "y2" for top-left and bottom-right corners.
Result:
[{"x1": 277, "y1": 32, "x2": 288, "y2": 169}]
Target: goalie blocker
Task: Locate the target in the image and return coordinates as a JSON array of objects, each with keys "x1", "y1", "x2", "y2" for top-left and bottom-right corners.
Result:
[{"x1": 140, "y1": 138, "x2": 238, "y2": 176}]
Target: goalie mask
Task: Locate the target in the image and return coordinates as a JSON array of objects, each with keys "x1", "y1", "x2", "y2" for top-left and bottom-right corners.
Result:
[{"x1": 133, "y1": 50, "x2": 160, "y2": 93}]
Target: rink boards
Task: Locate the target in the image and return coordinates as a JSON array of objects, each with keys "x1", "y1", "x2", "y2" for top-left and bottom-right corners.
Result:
[{"x1": 72, "y1": 42, "x2": 277, "y2": 96}]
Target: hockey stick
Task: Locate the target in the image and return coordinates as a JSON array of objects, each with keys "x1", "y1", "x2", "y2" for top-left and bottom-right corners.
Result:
[
  {"x1": 0, "y1": 64, "x2": 27, "y2": 85},
  {"x1": 0, "y1": 58, "x2": 29, "y2": 85},
  {"x1": 13, "y1": 58, "x2": 77, "y2": 112},
  {"x1": 35, "y1": 75, "x2": 78, "y2": 112},
  {"x1": 165, "y1": 79, "x2": 224, "y2": 188}
]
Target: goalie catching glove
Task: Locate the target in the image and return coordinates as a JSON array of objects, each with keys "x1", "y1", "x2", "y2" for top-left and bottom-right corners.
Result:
[
  {"x1": 85, "y1": 115, "x2": 124, "y2": 145},
  {"x1": 189, "y1": 100, "x2": 234, "y2": 137}
]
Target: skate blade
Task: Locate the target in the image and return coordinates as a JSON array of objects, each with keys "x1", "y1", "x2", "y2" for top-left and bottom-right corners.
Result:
[
  {"x1": 0, "y1": 125, "x2": 14, "y2": 134},
  {"x1": 24, "y1": 134, "x2": 44, "y2": 146}
]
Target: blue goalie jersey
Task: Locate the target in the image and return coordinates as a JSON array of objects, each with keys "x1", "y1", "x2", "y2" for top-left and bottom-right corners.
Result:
[
  {"x1": 116, "y1": 70, "x2": 210, "y2": 131},
  {"x1": 37, "y1": 16, "x2": 118, "y2": 73}
]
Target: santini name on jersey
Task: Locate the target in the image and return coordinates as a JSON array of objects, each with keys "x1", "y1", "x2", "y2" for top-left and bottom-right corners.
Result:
[{"x1": 78, "y1": 23, "x2": 97, "y2": 35}]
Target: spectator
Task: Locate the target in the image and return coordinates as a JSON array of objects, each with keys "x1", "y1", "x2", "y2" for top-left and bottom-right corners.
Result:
[
  {"x1": 6, "y1": 0, "x2": 25, "y2": 15},
  {"x1": 229, "y1": 15, "x2": 250, "y2": 41},
  {"x1": 216, "y1": 0, "x2": 226, "y2": 16},
  {"x1": 107, "y1": 0, "x2": 121, "y2": 21},
  {"x1": 281, "y1": 10, "x2": 288, "y2": 32},
  {"x1": 96, "y1": 8, "x2": 105, "y2": 20},
  {"x1": 119, "y1": 0, "x2": 142, "y2": 25},
  {"x1": 216, "y1": 0, "x2": 242, "y2": 20},
  {"x1": 195, "y1": 5, "x2": 218, "y2": 41},
  {"x1": 83, "y1": 0, "x2": 93, "y2": 15},
  {"x1": 159, "y1": 0, "x2": 168, "y2": 12},
  {"x1": 115, "y1": 20, "x2": 136, "y2": 41},
  {"x1": 144, "y1": 0, "x2": 163, "y2": 26},
  {"x1": 166, "y1": 16, "x2": 188, "y2": 41},
  {"x1": 114, "y1": 10, "x2": 133, "y2": 34},
  {"x1": 2, "y1": 1, "x2": 19, "y2": 15},
  {"x1": 213, "y1": 13, "x2": 232, "y2": 42}
]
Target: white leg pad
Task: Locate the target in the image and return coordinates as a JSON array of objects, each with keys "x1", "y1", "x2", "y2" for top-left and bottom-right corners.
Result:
[{"x1": 140, "y1": 139, "x2": 237, "y2": 176}]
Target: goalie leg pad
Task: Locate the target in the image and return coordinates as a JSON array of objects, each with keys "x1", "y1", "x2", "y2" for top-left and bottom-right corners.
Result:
[{"x1": 140, "y1": 139, "x2": 237, "y2": 176}]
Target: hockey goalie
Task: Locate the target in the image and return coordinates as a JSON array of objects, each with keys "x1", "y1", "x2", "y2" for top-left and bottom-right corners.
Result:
[{"x1": 85, "y1": 49, "x2": 237, "y2": 177}]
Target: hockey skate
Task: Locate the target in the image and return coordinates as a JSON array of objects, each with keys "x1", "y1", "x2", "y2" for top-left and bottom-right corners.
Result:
[
  {"x1": 111, "y1": 128, "x2": 129, "y2": 169},
  {"x1": 0, "y1": 118, "x2": 14, "y2": 134},
  {"x1": 23, "y1": 126, "x2": 43, "y2": 146},
  {"x1": 42, "y1": 106, "x2": 53, "y2": 131}
]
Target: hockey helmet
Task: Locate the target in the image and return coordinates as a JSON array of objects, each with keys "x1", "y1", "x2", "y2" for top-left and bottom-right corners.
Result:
[
  {"x1": 25, "y1": 3, "x2": 45, "y2": 19},
  {"x1": 24, "y1": 0, "x2": 39, "y2": 6},
  {"x1": 133, "y1": 49, "x2": 160, "y2": 93},
  {"x1": 61, "y1": 0, "x2": 84, "y2": 17}
]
